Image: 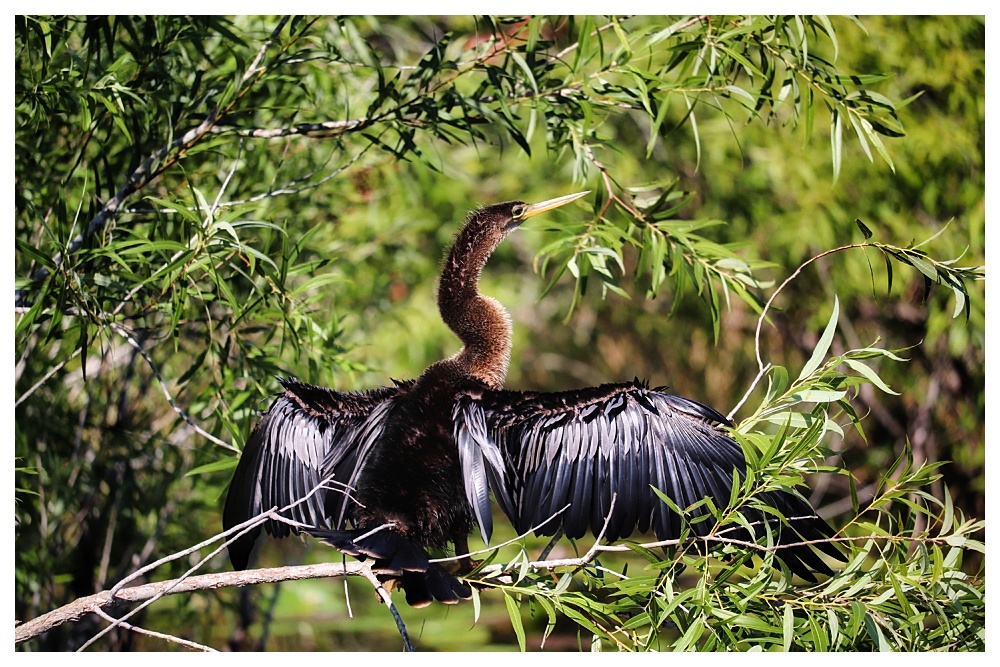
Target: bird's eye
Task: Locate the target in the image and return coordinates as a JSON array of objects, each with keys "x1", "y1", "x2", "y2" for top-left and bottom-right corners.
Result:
[{"x1": 511, "y1": 204, "x2": 525, "y2": 218}]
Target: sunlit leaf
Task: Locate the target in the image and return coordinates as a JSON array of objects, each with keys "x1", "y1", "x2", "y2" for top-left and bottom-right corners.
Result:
[{"x1": 798, "y1": 296, "x2": 839, "y2": 381}]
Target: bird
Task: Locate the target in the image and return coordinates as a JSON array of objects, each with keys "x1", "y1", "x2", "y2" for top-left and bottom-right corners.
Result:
[{"x1": 222, "y1": 191, "x2": 842, "y2": 607}]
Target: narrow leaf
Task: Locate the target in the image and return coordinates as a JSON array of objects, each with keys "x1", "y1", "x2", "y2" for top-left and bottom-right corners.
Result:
[
  {"x1": 797, "y1": 296, "x2": 839, "y2": 381},
  {"x1": 843, "y1": 358, "x2": 899, "y2": 395},
  {"x1": 503, "y1": 593, "x2": 526, "y2": 652},
  {"x1": 856, "y1": 218, "x2": 873, "y2": 240}
]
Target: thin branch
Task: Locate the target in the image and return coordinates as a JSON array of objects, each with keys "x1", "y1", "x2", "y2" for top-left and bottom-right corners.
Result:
[
  {"x1": 16, "y1": 561, "x2": 372, "y2": 646},
  {"x1": 543, "y1": 20, "x2": 620, "y2": 64},
  {"x1": 354, "y1": 560, "x2": 414, "y2": 652},
  {"x1": 14, "y1": 346, "x2": 82, "y2": 407},
  {"x1": 211, "y1": 139, "x2": 245, "y2": 215},
  {"x1": 92, "y1": 607, "x2": 216, "y2": 652},
  {"x1": 209, "y1": 118, "x2": 365, "y2": 139},
  {"x1": 471, "y1": 530, "x2": 963, "y2": 582},
  {"x1": 727, "y1": 361, "x2": 771, "y2": 421},
  {"x1": 429, "y1": 504, "x2": 571, "y2": 565},
  {"x1": 109, "y1": 322, "x2": 237, "y2": 453},
  {"x1": 753, "y1": 244, "x2": 865, "y2": 372}
]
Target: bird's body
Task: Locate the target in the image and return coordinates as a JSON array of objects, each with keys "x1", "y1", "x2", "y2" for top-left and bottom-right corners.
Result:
[
  {"x1": 223, "y1": 192, "x2": 841, "y2": 607},
  {"x1": 353, "y1": 360, "x2": 478, "y2": 550}
]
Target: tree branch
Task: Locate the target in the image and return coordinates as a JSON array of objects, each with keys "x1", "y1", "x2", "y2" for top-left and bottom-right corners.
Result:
[{"x1": 15, "y1": 560, "x2": 382, "y2": 646}]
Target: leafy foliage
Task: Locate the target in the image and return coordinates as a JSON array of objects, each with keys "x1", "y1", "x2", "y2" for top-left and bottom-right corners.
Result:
[
  {"x1": 14, "y1": 15, "x2": 983, "y2": 651},
  {"x1": 479, "y1": 302, "x2": 984, "y2": 652}
]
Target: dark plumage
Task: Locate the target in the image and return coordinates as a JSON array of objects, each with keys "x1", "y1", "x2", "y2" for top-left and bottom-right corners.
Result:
[{"x1": 222, "y1": 192, "x2": 842, "y2": 607}]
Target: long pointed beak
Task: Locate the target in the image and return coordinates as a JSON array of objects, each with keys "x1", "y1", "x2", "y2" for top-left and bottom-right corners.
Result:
[{"x1": 521, "y1": 191, "x2": 590, "y2": 220}]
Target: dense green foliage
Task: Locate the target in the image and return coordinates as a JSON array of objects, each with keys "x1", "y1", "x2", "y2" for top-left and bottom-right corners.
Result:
[{"x1": 14, "y1": 16, "x2": 984, "y2": 651}]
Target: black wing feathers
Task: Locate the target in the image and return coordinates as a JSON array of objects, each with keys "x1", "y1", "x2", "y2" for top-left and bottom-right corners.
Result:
[
  {"x1": 222, "y1": 378, "x2": 406, "y2": 570},
  {"x1": 455, "y1": 379, "x2": 840, "y2": 581}
]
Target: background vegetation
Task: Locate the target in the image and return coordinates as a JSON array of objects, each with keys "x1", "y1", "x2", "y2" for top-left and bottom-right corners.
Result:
[{"x1": 14, "y1": 15, "x2": 984, "y2": 651}]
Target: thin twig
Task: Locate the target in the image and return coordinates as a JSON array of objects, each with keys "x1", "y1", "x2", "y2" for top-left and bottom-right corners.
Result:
[
  {"x1": 108, "y1": 322, "x2": 237, "y2": 453},
  {"x1": 429, "y1": 505, "x2": 570, "y2": 565},
  {"x1": 727, "y1": 361, "x2": 771, "y2": 422},
  {"x1": 92, "y1": 607, "x2": 216, "y2": 652},
  {"x1": 537, "y1": 528, "x2": 565, "y2": 561},
  {"x1": 471, "y1": 529, "x2": 960, "y2": 582},
  {"x1": 210, "y1": 118, "x2": 364, "y2": 139},
  {"x1": 753, "y1": 243, "x2": 865, "y2": 372},
  {"x1": 14, "y1": 347, "x2": 82, "y2": 407},
  {"x1": 355, "y1": 560, "x2": 414, "y2": 652},
  {"x1": 211, "y1": 139, "x2": 245, "y2": 215}
]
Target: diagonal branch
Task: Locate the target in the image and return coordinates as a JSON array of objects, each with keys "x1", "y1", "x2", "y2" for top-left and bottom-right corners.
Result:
[{"x1": 15, "y1": 561, "x2": 378, "y2": 646}]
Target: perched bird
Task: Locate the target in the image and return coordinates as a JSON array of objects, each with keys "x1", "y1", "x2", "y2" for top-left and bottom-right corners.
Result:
[{"x1": 222, "y1": 192, "x2": 841, "y2": 607}]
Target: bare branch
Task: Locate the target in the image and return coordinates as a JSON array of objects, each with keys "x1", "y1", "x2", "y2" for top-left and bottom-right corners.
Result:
[
  {"x1": 430, "y1": 504, "x2": 570, "y2": 565},
  {"x1": 109, "y1": 322, "x2": 237, "y2": 453},
  {"x1": 14, "y1": 346, "x2": 82, "y2": 408},
  {"x1": 353, "y1": 560, "x2": 414, "y2": 652},
  {"x1": 209, "y1": 118, "x2": 365, "y2": 139},
  {"x1": 92, "y1": 608, "x2": 217, "y2": 652},
  {"x1": 752, "y1": 243, "x2": 865, "y2": 372},
  {"x1": 15, "y1": 560, "x2": 374, "y2": 646}
]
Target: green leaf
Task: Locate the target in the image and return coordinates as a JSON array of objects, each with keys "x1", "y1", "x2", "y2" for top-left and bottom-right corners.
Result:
[
  {"x1": 470, "y1": 585, "x2": 481, "y2": 624},
  {"x1": 503, "y1": 592, "x2": 526, "y2": 652},
  {"x1": 908, "y1": 254, "x2": 939, "y2": 282},
  {"x1": 509, "y1": 51, "x2": 538, "y2": 95},
  {"x1": 782, "y1": 602, "x2": 794, "y2": 651},
  {"x1": 797, "y1": 296, "x2": 839, "y2": 381},
  {"x1": 831, "y1": 108, "x2": 843, "y2": 181},
  {"x1": 856, "y1": 218, "x2": 873, "y2": 240},
  {"x1": 843, "y1": 358, "x2": 899, "y2": 395},
  {"x1": 863, "y1": 613, "x2": 893, "y2": 652},
  {"x1": 815, "y1": 15, "x2": 838, "y2": 60},
  {"x1": 187, "y1": 457, "x2": 239, "y2": 476},
  {"x1": 676, "y1": 616, "x2": 705, "y2": 650},
  {"x1": 827, "y1": 607, "x2": 841, "y2": 648},
  {"x1": 793, "y1": 389, "x2": 847, "y2": 403}
]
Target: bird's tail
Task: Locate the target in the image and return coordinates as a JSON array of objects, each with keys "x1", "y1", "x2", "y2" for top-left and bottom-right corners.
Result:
[{"x1": 308, "y1": 528, "x2": 472, "y2": 607}]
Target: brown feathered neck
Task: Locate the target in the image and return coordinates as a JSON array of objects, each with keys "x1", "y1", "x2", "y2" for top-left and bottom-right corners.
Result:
[{"x1": 436, "y1": 202, "x2": 523, "y2": 390}]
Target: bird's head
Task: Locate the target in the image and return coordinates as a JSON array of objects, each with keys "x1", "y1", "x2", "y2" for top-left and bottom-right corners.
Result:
[
  {"x1": 502, "y1": 190, "x2": 591, "y2": 232},
  {"x1": 466, "y1": 191, "x2": 590, "y2": 244}
]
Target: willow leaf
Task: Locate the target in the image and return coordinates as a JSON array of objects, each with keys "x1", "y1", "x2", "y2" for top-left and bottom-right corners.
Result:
[{"x1": 798, "y1": 296, "x2": 839, "y2": 382}]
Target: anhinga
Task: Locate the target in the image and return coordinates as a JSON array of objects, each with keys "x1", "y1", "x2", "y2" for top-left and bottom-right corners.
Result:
[{"x1": 223, "y1": 192, "x2": 841, "y2": 607}]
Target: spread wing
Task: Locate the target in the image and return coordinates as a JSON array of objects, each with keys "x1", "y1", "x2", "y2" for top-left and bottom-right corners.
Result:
[
  {"x1": 455, "y1": 379, "x2": 840, "y2": 581},
  {"x1": 222, "y1": 377, "x2": 410, "y2": 569}
]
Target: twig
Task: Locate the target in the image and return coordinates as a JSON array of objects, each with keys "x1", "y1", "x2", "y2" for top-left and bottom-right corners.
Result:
[
  {"x1": 92, "y1": 607, "x2": 216, "y2": 652},
  {"x1": 727, "y1": 361, "x2": 771, "y2": 422},
  {"x1": 211, "y1": 139, "x2": 245, "y2": 215},
  {"x1": 14, "y1": 346, "x2": 82, "y2": 407},
  {"x1": 753, "y1": 244, "x2": 865, "y2": 372},
  {"x1": 537, "y1": 528, "x2": 565, "y2": 561},
  {"x1": 355, "y1": 560, "x2": 415, "y2": 652},
  {"x1": 210, "y1": 118, "x2": 365, "y2": 139},
  {"x1": 474, "y1": 528, "x2": 963, "y2": 581},
  {"x1": 543, "y1": 20, "x2": 621, "y2": 65},
  {"x1": 109, "y1": 322, "x2": 237, "y2": 453},
  {"x1": 429, "y1": 505, "x2": 571, "y2": 565}
]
